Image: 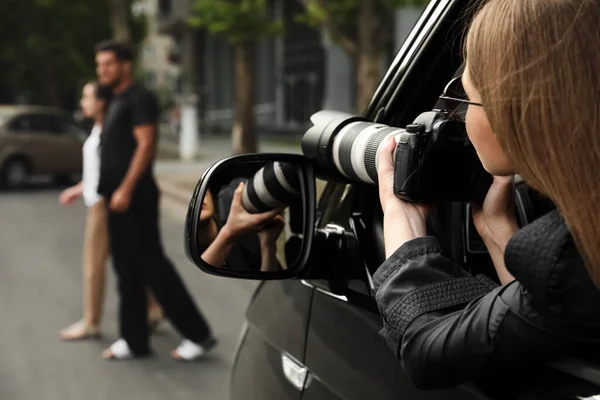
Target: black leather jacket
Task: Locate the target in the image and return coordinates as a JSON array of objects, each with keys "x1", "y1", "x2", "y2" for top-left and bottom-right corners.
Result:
[{"x1": 374, "y1": 209, "x2": 600, "y2": 391}]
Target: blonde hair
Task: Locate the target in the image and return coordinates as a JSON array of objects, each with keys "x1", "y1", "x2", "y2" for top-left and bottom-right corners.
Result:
[{"x1": 466, "y1": 0, "x2": 600, "y2": 285}]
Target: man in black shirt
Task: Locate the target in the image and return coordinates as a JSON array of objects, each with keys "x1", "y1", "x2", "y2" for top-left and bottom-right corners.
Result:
[{"x1": 95, "y1": 40, "x2": 214, "y2": 360}]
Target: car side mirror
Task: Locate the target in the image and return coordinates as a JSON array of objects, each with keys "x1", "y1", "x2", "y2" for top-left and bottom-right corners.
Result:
[{"x1": 185, "y1": 153, "x2": 316, "y2": 280}]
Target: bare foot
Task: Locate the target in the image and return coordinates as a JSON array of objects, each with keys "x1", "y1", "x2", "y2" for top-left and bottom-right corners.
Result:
[
  {"x1": 102, "y1": 348, "x2": 115, "y2": 360},
  {"x1": 60, "y1": 321, "x2": 99, "y2": 341}
]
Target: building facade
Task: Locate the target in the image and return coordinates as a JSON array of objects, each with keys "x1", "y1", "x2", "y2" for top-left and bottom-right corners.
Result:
[{"x1": 155, "y1": 0, "x2": 424, "y2": 136}]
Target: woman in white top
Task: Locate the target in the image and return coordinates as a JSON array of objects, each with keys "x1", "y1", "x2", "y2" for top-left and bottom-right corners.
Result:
[{"x1": 58, "y1": 82, "x2": 163, "y2": 341}]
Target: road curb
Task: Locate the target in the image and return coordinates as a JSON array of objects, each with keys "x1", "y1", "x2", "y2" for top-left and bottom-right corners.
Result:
[{"x1": 158, "y1": 178, "x2": 195, "y2": 206}]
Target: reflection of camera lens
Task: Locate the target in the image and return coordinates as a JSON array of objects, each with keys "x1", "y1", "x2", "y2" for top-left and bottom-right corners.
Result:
[
  {"x1": 242, "y1": 162, "x2": 301, "y2": 213},
  {"x1": 302, "y1": 110, "x2": 404, "y2": 184}
]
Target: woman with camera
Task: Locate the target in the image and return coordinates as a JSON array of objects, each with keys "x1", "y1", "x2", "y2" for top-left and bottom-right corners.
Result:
[
  {"x1": 375, "y1": 0, "x2": 600, "y2": 393},
  {"x1": 199, "y1": 181, "x2": 285, "y2": 272}
]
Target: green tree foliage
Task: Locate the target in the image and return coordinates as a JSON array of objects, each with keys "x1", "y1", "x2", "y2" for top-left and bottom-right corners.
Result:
[
  {"x1": 0, "y1": 0, "x2": 145, "y2": 110},
  {"x1": 189, "y1": 0, "x2": 284, "y2": 154},
  {"x1": 189, "y1": 0, "x2": 283, "y2": 45}
]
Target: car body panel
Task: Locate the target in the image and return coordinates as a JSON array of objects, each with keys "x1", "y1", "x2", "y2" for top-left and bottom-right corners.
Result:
[
  {"x1": 303, "y1": 288, "x2": 490, "y2": 400},
  {"x1": 232, "y1": 280, "x2": 314, "y2": 399},
  {"x1": 231, "y1": 327, "x2": 305, "y2": 400},
  {"x1": 0, "y1": 105, "x2": 83, "y2": 176}
]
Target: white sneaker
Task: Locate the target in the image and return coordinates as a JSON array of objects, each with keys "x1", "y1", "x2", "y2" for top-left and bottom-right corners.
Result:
[
  {"x1": 172, "y1": 337, "x2": 217, "y2": 361},
  {"x1": 103, "y1": 338, "x2": 133, "y2": 360}
]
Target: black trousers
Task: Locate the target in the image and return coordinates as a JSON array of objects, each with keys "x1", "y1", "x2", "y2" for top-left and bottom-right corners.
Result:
[{"x1": 107, "y1": 187, "x2": 211, "y2": 355}]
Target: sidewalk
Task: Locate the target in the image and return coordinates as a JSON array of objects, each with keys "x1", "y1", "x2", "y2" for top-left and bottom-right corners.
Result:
[{"x1": 155, "y1": 134, "x2": 303, "y2": 206}]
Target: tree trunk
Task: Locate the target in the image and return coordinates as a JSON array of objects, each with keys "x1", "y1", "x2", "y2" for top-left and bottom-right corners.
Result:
[
  {"x1": 356, "y1": 0, "x2": 382, "y2": 112},
  {"x1": 107, "y1": 0, "x2": 131, "y2": 43},
  {"x1": 356, "y1": 49, "x2": 383, "y2": 112},
  {"x1": 232, "y1": 42, "x2": 257, "y2": 154}
]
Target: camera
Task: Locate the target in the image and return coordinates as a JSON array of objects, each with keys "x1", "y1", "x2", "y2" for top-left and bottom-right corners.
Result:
[
  {"x1": 301, "y1": 109, "x2": 492, "y2": 202},
  {"x1": 242, "y1": 161, "x2": 301, "y2": 213}
]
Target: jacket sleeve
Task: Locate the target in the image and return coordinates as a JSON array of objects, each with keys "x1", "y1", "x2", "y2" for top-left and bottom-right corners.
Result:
[{"x1": 373, "y1": 236, "x2": 537, "y2": 390}]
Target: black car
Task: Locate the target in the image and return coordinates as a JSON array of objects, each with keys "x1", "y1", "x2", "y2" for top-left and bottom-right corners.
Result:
[{"x1": 185, "y1": 0, "x2": 600, "y2": 398}]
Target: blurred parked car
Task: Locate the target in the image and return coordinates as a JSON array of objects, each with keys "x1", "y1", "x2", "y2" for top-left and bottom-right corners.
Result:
[{"x1": 0, "y1": 105, "x2": 86, "y2": 188}]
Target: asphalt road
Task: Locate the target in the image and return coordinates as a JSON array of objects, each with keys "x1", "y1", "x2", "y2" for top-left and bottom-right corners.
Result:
[{"x1": 0, "y1": 183, "x2": 258, "y2": 400}]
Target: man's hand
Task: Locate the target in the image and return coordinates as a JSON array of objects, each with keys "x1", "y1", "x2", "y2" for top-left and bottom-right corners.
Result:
[{"x1": 110, "y1": 186, "x2": 132, "y2": 212}]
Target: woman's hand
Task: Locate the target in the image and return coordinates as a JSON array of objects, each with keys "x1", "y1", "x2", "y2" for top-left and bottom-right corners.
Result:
[
  {"x1": 378, "y1": 136, "x2": 431, "y2": 258},
  {"x1": 59, "y1": 183, "x2": 83, "y2": 206},
  {"x1": 472, "y1": 175, "x2": 519, "y2": 285},
  {"x1": 222, "y1": 182, "x2": 282, "y2": 241},
  {"x1": 472, "y1": 176, "x2": 519, "y2": 246}
]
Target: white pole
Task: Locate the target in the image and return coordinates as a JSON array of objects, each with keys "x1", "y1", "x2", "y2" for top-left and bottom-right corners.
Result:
[{"x1": 179, "y1": 93, "x2": 198, "y2": 161}]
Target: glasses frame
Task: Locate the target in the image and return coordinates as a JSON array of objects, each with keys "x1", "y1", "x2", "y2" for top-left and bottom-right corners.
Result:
[{"x1": 438, "y1": 75, "x2": 483, "y2": 108}]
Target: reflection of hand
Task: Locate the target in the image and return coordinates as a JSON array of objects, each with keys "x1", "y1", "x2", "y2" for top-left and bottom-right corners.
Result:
[
  {"x1": 258, "y1": 214, "x2": 285, "y2": 246},
  {"x1": 222, "y1": 182, "x2": 282, "y2": 240},
  {"x1": 377, "y1": 136, "x2": 431, "y2": 258},
  {"x1": 258, "y1": 214, "x2": 285, "y2": 272}
]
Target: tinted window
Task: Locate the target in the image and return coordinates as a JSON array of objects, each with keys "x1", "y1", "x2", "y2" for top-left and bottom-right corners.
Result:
[
  {"x1": 45, "y1": 115, "x2": 83, "y2": 135},
  {"x1": 28, "y1": 114, "x2": 53, "y2": 132},
  {"x1": 9, "y1": 115, "x2": 30, "y2": 131},
  {"x1": 9, "y1": 114, "x2": 53, "y2": 133},
  {"x1": 9, "y1": 113, "x2": 82, "y2": 135}
]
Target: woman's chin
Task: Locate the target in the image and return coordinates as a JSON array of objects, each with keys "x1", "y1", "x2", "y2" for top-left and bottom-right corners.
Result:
[{"x1": 481, "y1": 161, "x2": 515, "y2": 177}]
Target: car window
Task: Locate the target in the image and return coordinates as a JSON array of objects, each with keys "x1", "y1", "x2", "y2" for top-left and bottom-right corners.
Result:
[
  {"x1": 9, "y1": 114, "x2": 54, "y2": 133},
  {"x1": 9, "y1": 115, "x2": 30, "y2": 131},
  {"x1": 46, "y1": 115, "x2": 83, "y2": 135},
  {"x1": 29, "y1": 114, "x2": 55, "y2": 132}
]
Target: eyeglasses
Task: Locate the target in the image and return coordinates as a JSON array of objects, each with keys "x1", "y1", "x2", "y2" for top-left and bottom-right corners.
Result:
[{"x1": 437, "y1": 75, "x2": 483, "y2": 122}]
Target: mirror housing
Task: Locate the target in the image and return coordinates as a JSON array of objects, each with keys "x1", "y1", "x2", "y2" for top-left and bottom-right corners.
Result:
[{"x1": 185, "y1": 153, "x2": 316, "y2": 280}]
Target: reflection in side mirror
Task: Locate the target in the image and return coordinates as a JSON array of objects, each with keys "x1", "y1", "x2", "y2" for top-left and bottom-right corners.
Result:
[{"x1": 185, "y1": 154, "x2": 316, "y2": 280}]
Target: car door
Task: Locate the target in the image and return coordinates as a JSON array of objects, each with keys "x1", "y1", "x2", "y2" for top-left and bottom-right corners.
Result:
[
  {"x1": 299, "y1": 180, "x2": 491, "y2": 400},
  {"x1": 230, "y1": 280, "x2": 314, "y2": 400},
  {"x1": 5, "y1": 113, "x2": 62, "y2": 174}
]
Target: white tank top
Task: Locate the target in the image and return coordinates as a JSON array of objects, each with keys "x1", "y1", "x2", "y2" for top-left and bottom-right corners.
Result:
[{"x1": 82, "y1": 124, "x2": 102, "y2": 207}]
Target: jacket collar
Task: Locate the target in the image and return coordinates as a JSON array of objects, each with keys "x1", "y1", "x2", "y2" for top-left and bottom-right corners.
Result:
[{"x1": 505, "y1": 209, "x2": 571, "y2": 305}]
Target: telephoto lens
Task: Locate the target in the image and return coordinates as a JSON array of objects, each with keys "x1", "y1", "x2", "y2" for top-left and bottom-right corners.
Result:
[
  {"x1": 302, "y1": 109, "x2": 493, "y2": 202},
  {"x1": 302, "y1": 110, "x2": 406, "y2": 184},
  {"x1": 242, "y1": 161, "x2": 301, "y2": 213}
]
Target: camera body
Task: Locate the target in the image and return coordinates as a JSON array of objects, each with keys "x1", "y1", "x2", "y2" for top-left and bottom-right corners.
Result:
[
  {"x1": 302, "y1": 109, "x2": 492, "y2": 202},
  {"x1": 391, "y1": 110, "x2": 492, "y2": 202}
]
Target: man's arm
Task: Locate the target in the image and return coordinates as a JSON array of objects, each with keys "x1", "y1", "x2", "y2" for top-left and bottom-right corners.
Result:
[
  {"x1": 110, "y1": 90, "x2": 159, "y2": 211},
  {"x1": 119, "y1": 124, "x2": 156, "y2": 194}
]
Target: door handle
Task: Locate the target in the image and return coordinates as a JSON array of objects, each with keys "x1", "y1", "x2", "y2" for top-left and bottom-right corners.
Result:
[{"x1": 281, "y1": 352, "x2": 309, "y2": 391}]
